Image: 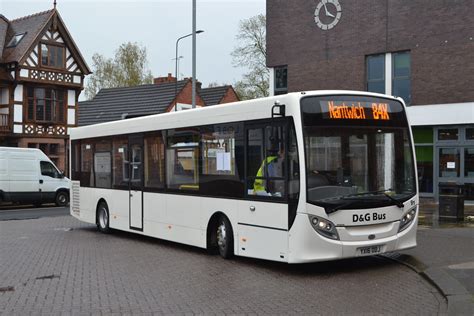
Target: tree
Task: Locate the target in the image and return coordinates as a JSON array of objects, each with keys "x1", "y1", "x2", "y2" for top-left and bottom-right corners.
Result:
[
  {"x1": 85, "y1": 42, "x2": 154, "y2": 100},
  {"x1": 231, "y1": 14, "x2": 268, "y2": 100}
]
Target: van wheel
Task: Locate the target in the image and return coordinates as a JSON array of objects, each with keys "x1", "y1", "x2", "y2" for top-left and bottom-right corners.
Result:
[
  {"x1": 216, "y1": 215, "x2": 234, "y2": 259},
  {"x1": 97, "y1": 202, "x2": 110, "y2": 233},
  {"x1": 55, "y1": 191, "x2": 69, "y2": 207}
]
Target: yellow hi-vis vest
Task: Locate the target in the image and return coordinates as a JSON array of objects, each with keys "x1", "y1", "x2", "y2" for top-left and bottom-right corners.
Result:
[{"x1": 253, "y1": 156, "x2": 278, "y2": 192}]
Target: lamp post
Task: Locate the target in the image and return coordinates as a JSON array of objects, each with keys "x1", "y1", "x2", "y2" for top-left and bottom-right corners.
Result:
[
  {"x1": 174, "y1": 30, "x2": 204, "y2": 111},
  {"x1": 172, "y1": 55, "x2": 183, "y2": 80}
]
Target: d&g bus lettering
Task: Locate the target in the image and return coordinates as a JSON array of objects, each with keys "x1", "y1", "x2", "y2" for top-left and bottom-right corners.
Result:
[{"x1": 352, "y1": 213, "x2": 387, "y2": 223}]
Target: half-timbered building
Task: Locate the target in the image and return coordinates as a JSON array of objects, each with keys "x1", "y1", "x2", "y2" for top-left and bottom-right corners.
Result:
[{"x1": 0, "y1": 8, "x2": 90, "y2": 172}]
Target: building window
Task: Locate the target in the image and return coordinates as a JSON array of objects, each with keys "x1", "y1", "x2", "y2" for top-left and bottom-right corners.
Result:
[
  {"x1": 438, "y1": 128, "x2": 459, "y2": 141},
  {"x1": 367, "y1": 55, "x2": 385, "y2": 94},
  {"x1": 392, "y1": 52, "x2": 411, "y2": 105},
  {"x1": 274, "y1": 66, "x2": 288, "y2": 95},
  {"x1": 439, "y1": 148, "x2": 460, "y2": 178},
  {"x1": 27, "y1": 87, "x2": 65, "y2": 123},
  {"x1": 6, "y1": 33, "x2": 26, "y2": 48},
  {"x1": 40, "y1": 43, "x2": 64, "y2": 68},
  {"x1": 466, "y1": 128, "x2": 474, "y2": 140},
  {"x1": 465, "y1": 149, "x2": 474, "y2": 178},
  {"x1": 366, "y1": 52, "x2": 411, "y2": 105}
]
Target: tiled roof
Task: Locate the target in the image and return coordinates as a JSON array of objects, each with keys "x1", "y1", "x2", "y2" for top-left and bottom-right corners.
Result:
[
  {"x1": 78, "y1": 81, "x2": 188, "y2": 126},
  {"x1": 200, "y1": 86, "x2": 231, "y2": 106},
  {"x1": 0, "y1": 15, "x2": 9, "y2": 55},
  {"x1": 1, "y1": 9, "x2": 54, "y2": 63}
]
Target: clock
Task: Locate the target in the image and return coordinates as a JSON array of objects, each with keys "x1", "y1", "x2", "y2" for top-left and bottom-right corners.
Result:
[{"x1": 314, "y1": 0, "x2": 342, "y2": 30}]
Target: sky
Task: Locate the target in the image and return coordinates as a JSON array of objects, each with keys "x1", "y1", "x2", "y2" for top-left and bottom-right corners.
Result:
[{"x1": 1, "y1": 0, "x2": 265, "y2": 97}]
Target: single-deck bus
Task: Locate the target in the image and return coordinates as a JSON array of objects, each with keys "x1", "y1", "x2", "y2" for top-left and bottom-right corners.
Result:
[{"x1": 70, "y1": 91, "x2": 418, "y2": 263}]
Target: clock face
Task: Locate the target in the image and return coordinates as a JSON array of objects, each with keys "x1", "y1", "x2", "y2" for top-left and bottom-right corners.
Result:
[{"x1": 314, "y1": 0, "x2": 342, "y2": 30}]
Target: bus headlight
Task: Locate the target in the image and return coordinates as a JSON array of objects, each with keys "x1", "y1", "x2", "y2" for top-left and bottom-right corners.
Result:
[
  {"x1": 398, "y1": 208, "x2": 417, "y2": 232},
  {"x1": 308, "y1": 215, "x2": 339, "y2": 240}
]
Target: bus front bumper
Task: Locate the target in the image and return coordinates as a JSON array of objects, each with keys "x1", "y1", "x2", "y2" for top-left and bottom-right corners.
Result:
[{"x1": 287, "y1": 213, "x2": 417, "y2": 264}]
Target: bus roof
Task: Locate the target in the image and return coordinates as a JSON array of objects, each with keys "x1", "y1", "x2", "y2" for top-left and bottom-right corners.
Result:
[{"x1": 71, "y1": 90, "x2": 402, "y2": 140}]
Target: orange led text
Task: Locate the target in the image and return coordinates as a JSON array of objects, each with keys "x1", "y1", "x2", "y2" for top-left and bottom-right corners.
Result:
[
  {"x1": 328, "y1": 101, "x2": 366, "y2": 119},
  {"x1": 371, "y1": 103, "x2": 390, "y2": 120}
]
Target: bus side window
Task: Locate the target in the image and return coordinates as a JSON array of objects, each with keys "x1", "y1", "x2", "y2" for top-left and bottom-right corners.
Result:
[
  {"x1": 166, "y1": 128, "x2": 200, "y2": 191},
  {"x1": 144, "y1": 132, "x2": 165, "y2": 189},
  {"x1": 71, "y1": 140, "x2": 81, "y2": 182},
  {"x1": 81, "y1": 141, "x2": 94, "y2": 187},
  {"x1": 94, "y1": 140, "x2": 112, "y2": 189},
  {"x1": 199, "y1": 123, "x2": 244, "y2": 198},
  {"x1": 112, "y1": 137, "x2": 129, "y2": 188}
]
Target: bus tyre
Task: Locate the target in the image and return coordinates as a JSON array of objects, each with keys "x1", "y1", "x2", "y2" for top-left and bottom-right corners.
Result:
[
  {"x1": 55, "y1": 191, "x2": 69, "y2": 207},
  {"x1": 217, "y1": 215, "x2": 234, "y2": 259},
  {"x1": 97, "y1": 202, "x2": 110, "y2": 233}
]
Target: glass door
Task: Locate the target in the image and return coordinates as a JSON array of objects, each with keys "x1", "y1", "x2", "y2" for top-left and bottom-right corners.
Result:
[
  {"x1": 129, "y1": 135, "x2": 144, "y2": 231},
  {"x1": 438, "y1": 147, "x2": 461, "y2": 180}
]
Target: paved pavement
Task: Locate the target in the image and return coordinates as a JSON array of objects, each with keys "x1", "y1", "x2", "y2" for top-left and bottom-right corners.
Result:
[
  {"x1": 0, "y1": 215, "x2": 446, "y2": 315},
  {"x1": 385, "y1": 203, "x2": 474, "y2": 315},
  {"x1": 0, "y1": 206, "x2": 69, "y2": 221}
]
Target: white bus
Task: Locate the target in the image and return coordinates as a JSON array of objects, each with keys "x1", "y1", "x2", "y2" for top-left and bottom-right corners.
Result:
[{"x1": 70, "y1": 91, "x2": 418, "y2": 263}]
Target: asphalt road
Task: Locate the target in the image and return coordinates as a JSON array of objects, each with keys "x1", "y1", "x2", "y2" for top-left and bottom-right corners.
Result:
[{"x1": 0, "y1": 205, "x2": 69, "y2": 221}]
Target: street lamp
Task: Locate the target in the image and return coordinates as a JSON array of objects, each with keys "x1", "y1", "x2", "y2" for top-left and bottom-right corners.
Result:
[
  {"x1": 172, "y1": 55, "x2": 184, "y2": 80},
  {"x1": 175, "y1": 30, "x2": 204, "y2": 111}
]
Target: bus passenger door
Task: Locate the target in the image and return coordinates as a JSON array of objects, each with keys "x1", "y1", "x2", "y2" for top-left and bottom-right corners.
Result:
[
  {"x1": 238, "y1": 122, "x2": 289, "y2": 261},
  {"x1": 129, "y1": 135, "x2": 144, "y2": 231}
]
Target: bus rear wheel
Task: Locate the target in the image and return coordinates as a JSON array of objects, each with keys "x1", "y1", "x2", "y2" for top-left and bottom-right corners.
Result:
[
  {"x1": 97, "y1": 202, "x2": 110, "y2": 233},
  {"x1": 216, "y1": 215, "x2": 234, "y2": 259}
]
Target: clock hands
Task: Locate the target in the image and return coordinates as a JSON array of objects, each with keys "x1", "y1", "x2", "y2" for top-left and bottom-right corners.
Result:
[
  {"x1": 322, "y1": 2, "x2": 335, "y2": 18},
  {"x1": 315, "y1": 0, "x2": 342, "y2": 30}
]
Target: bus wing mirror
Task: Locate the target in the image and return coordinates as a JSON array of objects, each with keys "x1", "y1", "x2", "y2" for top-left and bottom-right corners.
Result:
[{"x1": 271, "y1": 101, "x2": 285, "y2": 118}]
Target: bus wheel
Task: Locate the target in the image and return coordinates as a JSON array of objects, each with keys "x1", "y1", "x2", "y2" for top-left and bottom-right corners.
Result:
[
  {"x1": 97, "y1": 202, "x2": 110, "y2": 233},
  {"x1": 55, "y1": 191, "x2": 69, "y2": 207},
  {"x1": 216, "y1": 215, "x2": 234, "y2": 259}
]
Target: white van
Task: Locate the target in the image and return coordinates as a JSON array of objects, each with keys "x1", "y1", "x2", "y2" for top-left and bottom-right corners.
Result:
[{"x1": 0, "y1": 147, "x2": 70, "y2": 207}]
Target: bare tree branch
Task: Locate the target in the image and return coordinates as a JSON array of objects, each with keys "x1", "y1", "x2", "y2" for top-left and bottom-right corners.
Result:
[{"x1": 231, "y1": 14, "x2": 269, "y2": 100}]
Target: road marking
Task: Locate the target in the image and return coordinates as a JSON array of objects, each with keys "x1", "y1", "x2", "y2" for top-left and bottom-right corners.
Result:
[
  {"x1": 0, "y1": 207, "x2": 66, "y2": 214},
  {"x1": 448, "y1": 261, "x2": 474, "y2": 270}
]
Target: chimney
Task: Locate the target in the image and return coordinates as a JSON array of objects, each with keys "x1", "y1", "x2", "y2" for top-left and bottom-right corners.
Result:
[
  {"x1": 183, "y1": 77, "x2": 202, "y2": 92},
  {"x1": 154, "y1": 73, "x2": 177, "y2": 85}
]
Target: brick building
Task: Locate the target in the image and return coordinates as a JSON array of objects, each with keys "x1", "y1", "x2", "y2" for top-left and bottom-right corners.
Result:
[
  {"x1": 78, "y1": 74, "x2": 239, "y2": 126},
  {"x1": 266, "y1": 0, "x2": 474, "y2": 201},
  {"x1": 0, "y1": 8, "x2": 90, "y2": 172}
]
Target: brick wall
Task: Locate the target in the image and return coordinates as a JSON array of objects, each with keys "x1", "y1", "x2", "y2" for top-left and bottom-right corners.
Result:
[
  {"x1": 220, "y1": 87, "x2": 240, "y2": 104},
  {"x1": 267, "y1": 0, "x2": 474, "y2": 105},
  {"x1": 167, "y1": 80, "x2": 205, "y2": 111}
]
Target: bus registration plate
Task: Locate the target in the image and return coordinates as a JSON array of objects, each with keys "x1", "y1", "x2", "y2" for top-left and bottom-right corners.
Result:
[{"x1": 357, "y1": 245, "x2": 382, "y2": 256}]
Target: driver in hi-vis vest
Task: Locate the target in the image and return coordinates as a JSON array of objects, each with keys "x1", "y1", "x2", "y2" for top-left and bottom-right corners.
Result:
[{"x1": 254, "y1": 146, "x2": 284, "y2": 193}]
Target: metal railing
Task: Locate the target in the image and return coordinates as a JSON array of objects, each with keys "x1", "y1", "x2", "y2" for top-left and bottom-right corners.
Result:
[{"x1": 0, "y1": 113, "x2": 10, "y2": 132}]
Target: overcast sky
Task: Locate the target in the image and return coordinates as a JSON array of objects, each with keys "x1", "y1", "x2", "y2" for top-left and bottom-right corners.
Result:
[{"x1": 1, "y1": 0, "x2": 265, "y2": 95}]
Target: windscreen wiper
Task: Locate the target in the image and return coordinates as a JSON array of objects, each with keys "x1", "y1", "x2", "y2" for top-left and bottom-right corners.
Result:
[
  {"x1": 325, "y1": 200, "x2": 359, "y2": 214},
  {"x1": 341, "y1": 189, "x2": 404, "y2": 208}
]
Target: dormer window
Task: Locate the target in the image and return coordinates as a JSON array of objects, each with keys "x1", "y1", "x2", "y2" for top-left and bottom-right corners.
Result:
[
  {"x1": 41, "y1": 43, "x2": 65, "y2": 68},
  {"x1": 6, "y1": 32, "x2": 26, "y2": 48}
]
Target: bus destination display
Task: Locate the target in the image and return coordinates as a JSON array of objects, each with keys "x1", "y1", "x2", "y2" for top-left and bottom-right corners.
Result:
[{"x1": 322, "y1": 101, "x2": 391, "y2": 121}]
